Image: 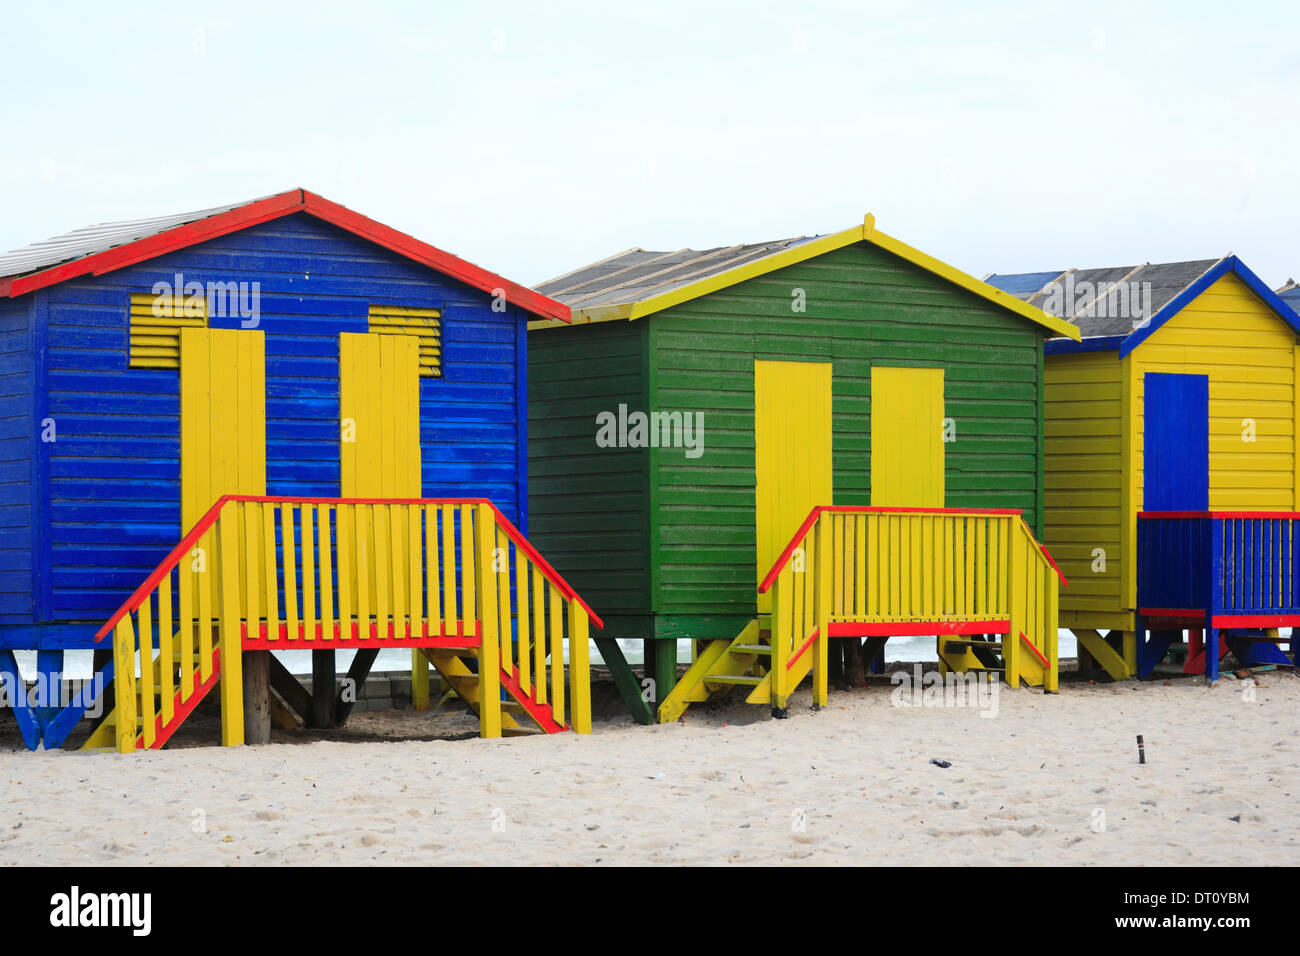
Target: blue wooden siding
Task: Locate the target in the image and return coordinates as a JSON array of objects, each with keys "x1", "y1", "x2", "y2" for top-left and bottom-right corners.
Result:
[
  {"x1": 0, "y1": 296, "x2": 33, "y2": 627},
  {"x1": 2, "y1": 213, "x2": 526, "y2": 648}
]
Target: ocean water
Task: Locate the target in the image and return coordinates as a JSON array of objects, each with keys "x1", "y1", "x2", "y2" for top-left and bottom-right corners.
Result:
[{"x1": 10, "y1": 632, "x2": 1083, "y2": 680}]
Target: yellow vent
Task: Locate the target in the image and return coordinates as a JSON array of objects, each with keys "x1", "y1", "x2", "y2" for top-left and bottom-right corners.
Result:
[
  {"x1": 129, "y1": 292, "x2": 207, "y2": 368},
  {"x1": 368, "y1": 305, "x2": 442, "y2": 378}
]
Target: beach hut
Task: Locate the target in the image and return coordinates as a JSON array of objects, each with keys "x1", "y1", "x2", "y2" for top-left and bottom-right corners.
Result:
[
  {"x1": 0, "y1": 188, "x2": 600, "y2": 751},
  {"x1": 986, "y1": 257, "x2": 1300, "y2": 680},
  {"x1": 529, "y1": 215, "x2": 1073, "y2": 724}
]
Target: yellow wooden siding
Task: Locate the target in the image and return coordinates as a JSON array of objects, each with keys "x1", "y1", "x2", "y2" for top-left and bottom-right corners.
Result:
[
  {"x1": 339, "y1": 332, "x2": 422, "y2": 496},
  {"x1": 129, "y1": 293, "x2": 206, "y2": 369},
  {"x1": 1043, "y1": 350, "x2": 1125, "y2": 618},
  {"x1": 754, "y1": 360, "x2": 832, "y2": 614},
  {"x1": 870, "y1": 367, "x2": 945, "y2": 507},
  {"x1": 179, "y1": 328, "x2": 266, "y2": 529},
  {"x1": 369, "y1": 305, "x2": 442, "y2": 378}
]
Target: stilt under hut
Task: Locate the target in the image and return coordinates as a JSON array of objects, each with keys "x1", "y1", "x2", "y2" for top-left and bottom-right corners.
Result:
[
  {"x1": 529, "y1": 215, "x2": 1073, "y2": 724},
  {"x1": 0, "y1": 189, "x2": 599, "y2": 751},
  {"x1": 986, "y1": 257, "x2": 1300, "y2": 680}
]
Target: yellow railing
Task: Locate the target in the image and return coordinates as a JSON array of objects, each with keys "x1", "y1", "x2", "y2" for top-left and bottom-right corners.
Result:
[
  {"x1": 758, "y1": 506, "x2": 1063, "y2": 705},
  {"x1": 97, "y1": 496, "x2": 598, "y2": 751}
]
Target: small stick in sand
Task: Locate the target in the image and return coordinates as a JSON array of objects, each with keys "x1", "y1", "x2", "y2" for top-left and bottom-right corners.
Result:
[{"x1": 1136, "y1": 734, "x2": 1146, "y2": 764}]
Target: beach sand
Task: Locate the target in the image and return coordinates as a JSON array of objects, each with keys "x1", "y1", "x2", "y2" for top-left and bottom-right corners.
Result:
[{"x1": 2, "y1": 668, "x2": 1298, "y2": 866}]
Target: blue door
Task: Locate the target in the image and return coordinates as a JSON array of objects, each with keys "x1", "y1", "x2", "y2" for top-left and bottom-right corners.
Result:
[{"x1": 1143, "y1": 372, "x2": 1209, "y2": 511}]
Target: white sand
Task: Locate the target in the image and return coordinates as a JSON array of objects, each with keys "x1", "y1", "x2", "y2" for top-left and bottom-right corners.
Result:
[{"x1": 3, "y1": 671, "x2": 1298, "y2": 866}]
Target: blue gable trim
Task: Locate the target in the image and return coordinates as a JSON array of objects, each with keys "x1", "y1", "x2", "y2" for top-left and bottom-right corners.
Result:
[
  {"x1": 1044, "y1": 334, "x2": 1126, "y2": 355},
  {"x1": 1119, "y1": 256, "x2": 1300, "y2": 358}
]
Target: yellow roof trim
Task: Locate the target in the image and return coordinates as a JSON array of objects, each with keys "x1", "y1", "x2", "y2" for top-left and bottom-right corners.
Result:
[{"x1": 532, "y1": 214, "x2": 1081, "y2": 340}]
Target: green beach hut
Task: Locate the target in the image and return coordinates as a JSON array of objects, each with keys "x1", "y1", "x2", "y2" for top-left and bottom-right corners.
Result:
[{"x1": 528, "y1": 216, "x2": 1077, "y2": 722}]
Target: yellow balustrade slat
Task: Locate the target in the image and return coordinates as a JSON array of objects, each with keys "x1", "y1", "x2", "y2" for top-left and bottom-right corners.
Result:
[
  {"x1": 373, "y1": 504, "x2": 389, "y2": 639},
  {"x1": 336, "y1": 504, "x2": 353, "y2": 638},
  {"x1": 459, "y1": 505, "x2": 475, "y2": 635},
  {"x1": 139, "y1": 597, "x2": 155, "y2": 748},
  {"x1": 263, "y1": 504, "x2": 279, "y2": 642},
  {"x1": 178, "y1": 564, "x2": 194, "y2": 693},
  {"x1": 548, "y1": 581, "x2": 564, "y2": 727},
  {"x1": 282, "y1": 505, "x2": 299, "y2": 642},
  {"x1": 408, "y1": 505, "x2": 423, "y2": 638},
  {"x1": 158, "y1": 570, "x2": 174, "y2": 726},
  {"x1": 301, "y1": 505, "x2": 316, "y2": 640},
  {"x1": 242, "y1": 502, "x2": 259, "y2": 632},
  {"x1": 355, "y1": 504, "x2": 371, "y2": 638},
  {"x1": 424, "y1": 506, "x2": 440, "y2": 634},
  {"x1": 198, "y1": 533, "x2": 213, "y2": 681},
  {"x1": 497, "y1": 528, "x2": 511, "y2": 670},
  {"x1": 441, "y1": 505, "x2": 456, "y2": 637},
  {"x1": 516, "y1": 547, "x2": 531, "y2": 694},
  {"x1": 388, "y1": 503, "x2": 405, "y2": 638},
  {"x1": 831, "y1": 515, "x2": 843, "y2": 617},
  {"x1": 532, "y1": 565, "x2": 547, "y2": 705},
  {"x1": 319, "y1": 505, "x2": 334, "y2": 640}
]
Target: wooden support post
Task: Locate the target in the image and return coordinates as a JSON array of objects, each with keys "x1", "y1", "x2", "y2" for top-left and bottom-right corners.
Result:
[
  {"x1": 267, "y1": 653, "x2": 312, "y2": 723},
  {"x1": 310, "y1": 650, "x2": 336, "y2": 729},
  {"x1": 92, "y1": 647, "x2": 115, "y2": 718},
  {"x1": 411, "y1": 648, "x2": 430, "y2": 711},
  {"x1": 242, "y1": 650, "x2": 271, "y2": 745},
  {"x1": 35, "y1": 648, "x2": 62, "y2": 721},
  {"x1": 335, "y1": 648, "x2": 379, "y2": 726},
  {"x1": 594, "y1": 636, "x2": 653, "y2": 724},
  {"x1": 653, "y1": 638, "x2": 677, "y2": 709}
]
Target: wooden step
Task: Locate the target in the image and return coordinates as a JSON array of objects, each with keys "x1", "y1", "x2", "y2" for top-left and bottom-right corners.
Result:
[
  {"x1": 944, "y1": 640, "x2": 1003, "y2": 653},
  {"x1": 502, "y1": 726, "x2": 545, "y2": 737},
  {"x1": 729, "y1": 644, "x2": 771, "y2": 655},
  {"x1": 704, "y1": 674, "x2": 766, "y2": 686}
]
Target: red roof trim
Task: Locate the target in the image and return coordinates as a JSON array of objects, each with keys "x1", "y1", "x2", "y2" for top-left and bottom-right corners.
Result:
[{"x1": 0, "y1": 188, "x2": 570, "y2": 322}]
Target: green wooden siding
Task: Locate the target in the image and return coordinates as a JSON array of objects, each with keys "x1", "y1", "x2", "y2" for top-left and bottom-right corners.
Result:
[
  {"x1": 649, "y1": 241, "x2": 1045, "y2": 620},
  {"x1": 528, "y1": 319, "x2": 650, "y2": 624}
]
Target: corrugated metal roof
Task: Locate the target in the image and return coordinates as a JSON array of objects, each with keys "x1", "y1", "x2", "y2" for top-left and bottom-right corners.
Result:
[
  {"x1": 986, "y1": 258, "x2": 1222, "y2": 338},
  {"x1": 0, "y1": 196, "x2": 267, "y2": 281},
  {"x1": 536, "y1": 236, "x2": 820, "y2": 308}
]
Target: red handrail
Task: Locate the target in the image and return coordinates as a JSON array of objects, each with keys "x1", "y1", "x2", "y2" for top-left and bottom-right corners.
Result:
[
  {"x1": 1139, "y1": 510, "x2": 1300, "y2": 520},
  {"x1": 96, "y1": 495, "x2": 604, "y2": 641}
]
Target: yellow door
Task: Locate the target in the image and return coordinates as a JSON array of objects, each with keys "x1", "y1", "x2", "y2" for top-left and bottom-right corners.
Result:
[
  {"x1": 339, "y1": 332, "x2": 422, "y2": 497},
  {"x1": 754, "y1": 360, "x2": 833, "y2": 614},
  {"x1": 870, "y1": 366, "x2": 944, "y2": 507},
  {"x1": 180, "y1": 327, "x2": 266, "y2": 529},
  {"x1": 339, "y1": 332, "x2": 423, "y2": 639}
]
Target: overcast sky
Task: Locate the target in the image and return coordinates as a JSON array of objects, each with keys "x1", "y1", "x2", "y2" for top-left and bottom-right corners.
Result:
[{"x1": 3, "y1": 1, "x2": 1298, "y2": 287}]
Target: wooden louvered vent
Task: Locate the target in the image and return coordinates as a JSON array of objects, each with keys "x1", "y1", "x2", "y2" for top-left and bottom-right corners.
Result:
[
  {"x1": 128, "y1": 292, "x2": 207, "y2": 368},
  {"x1": 368, "y1": 305, "x2": 442, "y2": 377}
]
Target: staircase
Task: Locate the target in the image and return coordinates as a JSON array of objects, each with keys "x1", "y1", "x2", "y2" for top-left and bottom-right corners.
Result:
[
  {"x1": 658, "y1": 506, "x2": 1065, "y2": 722},
  {"x1": 37, "y1": 496, "x2": 600, "y2": 752}
]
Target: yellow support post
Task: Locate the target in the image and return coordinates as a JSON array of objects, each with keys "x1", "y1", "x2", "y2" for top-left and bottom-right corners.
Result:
[
  {"x1": 568, "y1": 602, "x2": 591, "y2": 734},
  {"x1": 813, "y1": 515, "x2": 831, "y2": 709},
  {"x1": 217, "y1": 514, "x2": 245, "y2": 747},
  {"x1": 412, "y1": 650, "x2": 430, "y2": 710},
  {"x1": 113, "y1": 618, "x2": 138, "y2": 753},
  {"x1": 1045, "y1": 565, "x2": 1060, "y2": 692},
  {"x1": 1005, "y1": 519, "x2": 1025, "y2": 688},
  {"x1": 475, "y1": 504, "x2": 501, "y2": 738},
  {"x1": 771, "y1": 565, "x2": 792, "y2": 706}
]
